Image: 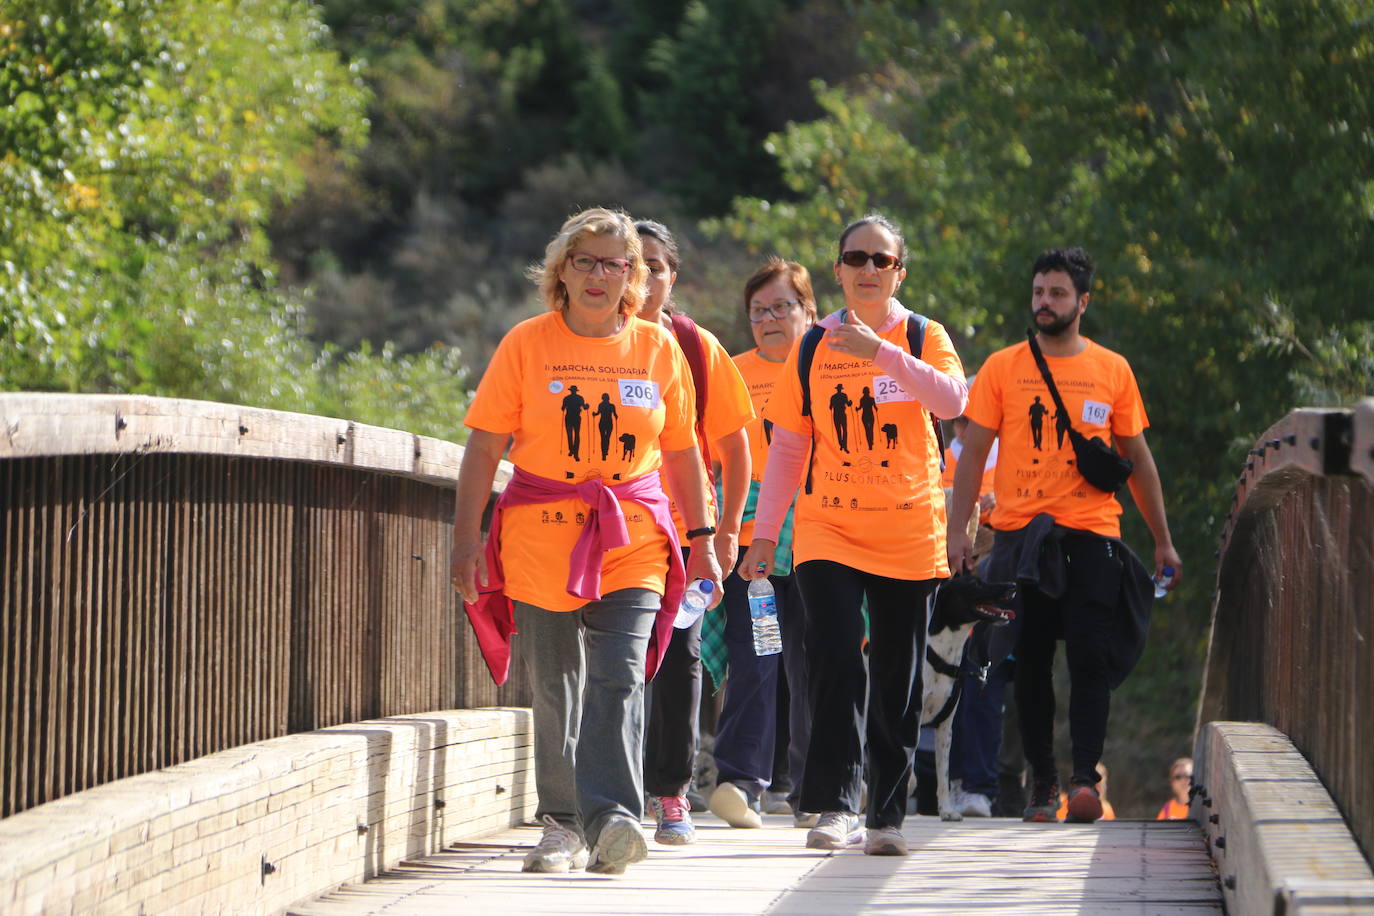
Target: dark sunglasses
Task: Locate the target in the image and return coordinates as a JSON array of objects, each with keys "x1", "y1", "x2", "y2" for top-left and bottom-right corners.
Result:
[{"x1": 839, "y1": 249, "x2": 902, "y2": 270}]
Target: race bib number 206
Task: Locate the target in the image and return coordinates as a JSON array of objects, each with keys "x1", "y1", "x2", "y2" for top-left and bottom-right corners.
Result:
[{"x1": 619, "y1": 378, "x2": 662, "y2": 409}]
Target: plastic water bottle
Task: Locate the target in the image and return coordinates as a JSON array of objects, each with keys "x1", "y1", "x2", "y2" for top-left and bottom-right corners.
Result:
[
  {"x1": 747, "y1": 572, "x2": 782, "y2": 656},
  {"x1": 674, "y1": 578, "x2": 714, "y2": 629},
  {"x1": 1152, "y1": 566, "x2": 1176, "y2": 599}
]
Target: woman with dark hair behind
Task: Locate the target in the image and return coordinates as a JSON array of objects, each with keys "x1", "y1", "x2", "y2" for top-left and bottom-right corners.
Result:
[
  {"x1": 707, "y1": 258, "x2": 818, "y2": 830},
  {"x1": 740, "y1": 215, "x2": 968, "y2": 855},
  {"x1": 634, "y1": 219, "x2": 755, "y2": 846},
  {"x1": 451, "y1": 208, "x2": 721, "y2": 875}
]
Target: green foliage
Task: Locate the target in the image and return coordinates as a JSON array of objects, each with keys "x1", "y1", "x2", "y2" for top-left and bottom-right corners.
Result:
[
  {"x1": 639, "y1": 0, "x2": 790, "y2": 214},
  {"x1": 0, "y1": 0, "x2": 467, "y2": 439},
  {"x1": 304, "y1": 341, "x2": 473, "y2": 442}
]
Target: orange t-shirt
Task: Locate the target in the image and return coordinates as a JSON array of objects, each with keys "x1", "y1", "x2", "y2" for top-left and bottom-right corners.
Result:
[
  {"x1": 464, "y1": 311, "x2": 697, "y2": 611},
  {"x1": 964, "y1": 339, "x2": 1148, "y2": 538},
  {"x1": 763, "y1": 315, "x2": 964, "y2": 580},
  {"x1": 940, "y1": 436, "x2": 997, "y2": 495},
  {"x1": 1156, "y1": 798, "x2": 1190, "y2": 820},
  {"x1": 732, "y1": 348, "x2": 788, "y2": 545},
  {"x1": 666, "y1": 322, "x2": 754, "y2": 538}
]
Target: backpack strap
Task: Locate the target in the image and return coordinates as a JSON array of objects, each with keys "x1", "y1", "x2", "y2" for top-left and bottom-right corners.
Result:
[
  {"x1": 795, "y1": 313, "x2": 947, "y2": 493},
  {"x1": 796, "y1": 324, "x2": 828, "y2": 494},
  {"x1": 905, "y1": 313, "x2": 948, "y2": 472},
  {"x1": 668, "y1": 313, "x2": 714, "y2": 482}
]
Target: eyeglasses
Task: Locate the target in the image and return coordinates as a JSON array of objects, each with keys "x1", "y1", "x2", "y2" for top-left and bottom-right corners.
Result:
[
  {"x1": 747, "y1": 300, "x2": 801, "y2": 323},
  {"x1": 567, "y1": 252, "x2": 632, "y2": 276},
  {"x1": 839, "y1": 250, "x2": 903, "y2": 270}
]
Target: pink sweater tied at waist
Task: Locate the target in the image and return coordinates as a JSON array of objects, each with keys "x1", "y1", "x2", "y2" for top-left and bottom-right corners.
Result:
[{"x1": 462, "y1": 466, "x2": 684, "y2": 685}]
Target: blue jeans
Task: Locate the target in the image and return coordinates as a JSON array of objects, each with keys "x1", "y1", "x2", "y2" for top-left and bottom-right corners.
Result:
[
  {"x1": 514, "y1": 589, "x2": 659, "y2": 845},
  {"x1": 949, "y1": 658, "x2": 1010, "y2": 798},
  {"x1": 712, "y1": 568, "x2": 781, "y2": 795}
]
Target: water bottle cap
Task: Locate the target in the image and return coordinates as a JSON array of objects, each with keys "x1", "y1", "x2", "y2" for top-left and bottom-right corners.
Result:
[
  {"x1": 1162, "y1": 566, "x2": 1175, "y2": 577},
  {"x1": 699, "y1": 579, "x2": 714, "y2": 594}
]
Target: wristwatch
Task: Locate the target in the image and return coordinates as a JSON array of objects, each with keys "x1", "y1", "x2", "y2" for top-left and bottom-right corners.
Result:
[{"x1": 685, "y1": 526, "x2": 717, "y2": 540}]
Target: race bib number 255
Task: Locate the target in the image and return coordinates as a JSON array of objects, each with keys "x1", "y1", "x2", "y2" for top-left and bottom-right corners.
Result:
[
  {"x1": 872, "y1": 375, "x2": 914, "y2": 404},
  {"x1": 619, "y1": 378, "x2": 662, "y2": 409}
]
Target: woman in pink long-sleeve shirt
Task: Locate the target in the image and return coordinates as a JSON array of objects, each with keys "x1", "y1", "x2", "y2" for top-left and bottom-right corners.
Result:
[{"x1": 738, "y1": 214, "x2": 967, "y2": 857}]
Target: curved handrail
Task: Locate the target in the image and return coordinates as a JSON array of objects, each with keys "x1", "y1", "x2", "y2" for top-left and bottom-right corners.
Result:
[{"x1": 1198, "y1": 397, "x2": 1374, "y2": 860}]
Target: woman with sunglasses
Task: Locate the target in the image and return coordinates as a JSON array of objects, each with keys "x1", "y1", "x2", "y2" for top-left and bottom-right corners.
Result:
[
  {"x1": 707, "y1": 258, "x2": 819, "y2": 831},
  {"x1": 739, "y1": 214, "x2": 968, "y2": 855},
  {"x1": 451, "y1": 208, "x2": 721, "y2": 875},
  {"x1": 633, "y1": 219, "x2": 755, "y2": 846}
]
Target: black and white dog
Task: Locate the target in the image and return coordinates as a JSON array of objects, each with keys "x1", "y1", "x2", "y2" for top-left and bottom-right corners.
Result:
[{"x1": 922, "y1": 575, "x2": 1017, "y2": 821}]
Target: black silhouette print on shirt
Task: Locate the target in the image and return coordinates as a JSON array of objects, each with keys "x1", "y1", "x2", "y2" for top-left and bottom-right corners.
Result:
[
  {"x1": 830, "y1": 383, "x2": 853, "y2": 453},
  {"x1": 593, "y1": 393, "x2": 618, "y2": 460},
  {"x1": 1028, "y1": 395, "x2": 1048, "y2": 450},
  {"x1": 859, "y1": 386, "x2": 878, "y2": 451},
  {"x1": 561, "y1": 385, "x2": 590, "y2": 460}
]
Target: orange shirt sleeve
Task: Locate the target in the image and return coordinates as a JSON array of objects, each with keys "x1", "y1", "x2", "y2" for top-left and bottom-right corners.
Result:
[{"x1": 697, "y1": 326, "x2": 755, "y2": 444}]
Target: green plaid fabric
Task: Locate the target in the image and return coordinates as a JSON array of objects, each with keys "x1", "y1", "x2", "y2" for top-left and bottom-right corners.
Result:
[{"x1": 702, "y1": 479, "x2": 796, "y2": 692}]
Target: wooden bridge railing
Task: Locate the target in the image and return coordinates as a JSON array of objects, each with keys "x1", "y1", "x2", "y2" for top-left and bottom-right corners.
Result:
[
  {"x1": 0, "y1": 393, "x2": 524, "y2": 819},
  {"x1": 1199, "y1": 398, "x2": 1374, "y2": 860}
]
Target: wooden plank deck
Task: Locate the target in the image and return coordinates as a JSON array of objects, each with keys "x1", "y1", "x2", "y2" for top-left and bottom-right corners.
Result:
[{"x1": 289, "y1": 811, "x2": 1222, "y2": 915}]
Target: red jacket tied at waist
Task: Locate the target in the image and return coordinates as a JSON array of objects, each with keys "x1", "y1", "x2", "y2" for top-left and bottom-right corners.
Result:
[{"x1": 462, "y1": 466, "x2": 685, "y2": 685}]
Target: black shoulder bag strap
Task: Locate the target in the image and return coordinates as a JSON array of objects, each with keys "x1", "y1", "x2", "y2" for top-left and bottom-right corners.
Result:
[
  {"x1": 1025, "y1": 329, "x2": 1072, "y2": 423},
  {"x1": 1025, "y1": 328, "x2": 1133, "y2": 492}
]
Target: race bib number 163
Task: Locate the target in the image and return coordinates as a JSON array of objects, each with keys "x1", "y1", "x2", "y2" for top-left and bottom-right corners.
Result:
[
  {"x1": 1081, "y1": 399, "x2": 1111, "y2": 425},
  {"x1": 619, "y1": 378, "x2": 662, "y2": 409}
]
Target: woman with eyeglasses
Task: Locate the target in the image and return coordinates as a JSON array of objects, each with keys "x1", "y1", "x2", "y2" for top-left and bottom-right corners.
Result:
[
  {"x1": 739, "y1": 214, "x2": 968, "y2": 856},
  {"x1": 451, "y1": 208, "x2": 721, "y2": 876},
  {"x1": 633, "y1": 219, "x2": 755, "y2": 847},
  {"x1": 706, "y1": 258, "x2": 819, "y2": 832}
]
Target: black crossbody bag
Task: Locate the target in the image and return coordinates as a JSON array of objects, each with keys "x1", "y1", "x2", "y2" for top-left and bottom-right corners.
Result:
[{"x1": 1026, "y1": 329, "x2": 1133, "y2": 493}]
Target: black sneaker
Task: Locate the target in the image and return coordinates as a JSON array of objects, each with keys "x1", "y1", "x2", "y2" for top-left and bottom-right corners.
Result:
[{"x1": 1022, "y1": 781, "x2": 1060, "y2": 823}]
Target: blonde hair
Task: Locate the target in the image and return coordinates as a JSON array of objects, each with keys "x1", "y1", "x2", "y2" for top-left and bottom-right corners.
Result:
[{"x1": 529, "y1": 208, "x2": 646, "y2": 317}]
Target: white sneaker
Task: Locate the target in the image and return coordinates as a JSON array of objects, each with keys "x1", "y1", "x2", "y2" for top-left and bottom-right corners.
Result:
[
  {"x1": 957, "y1": 790, "x2": 993, "y2": 818},
  {"x1": 794, "y1": 811, "x2": 820, "y2": 828},
  {"x1": 522, "y1": 815, "x2": 588, "y2": 873},
  {"x1": 709, "y1": 782, "x2": 763, "y2": 828},
  {"x1": 864, "y1": 825, "x2": 908, "y2": 856},
  {"x1": 762, "y1": 789, "x2": 793, "y2": 815},
  {"x1": 805, "y1": 811, "x2": 862, "y2": 850},
  {"x1": 586, "y1": 814, "x2": 648, "y2": 875}
]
